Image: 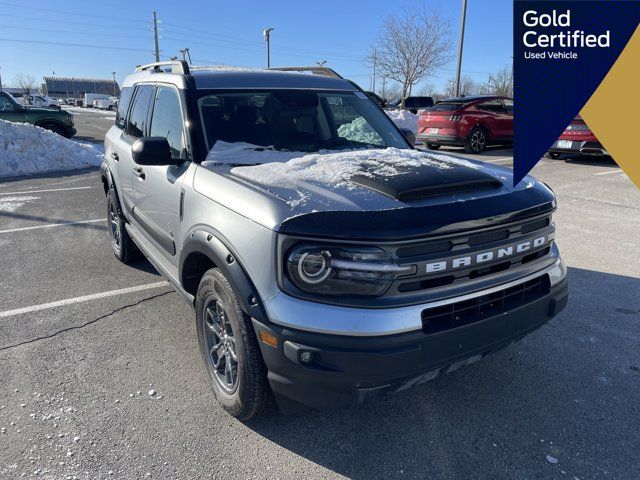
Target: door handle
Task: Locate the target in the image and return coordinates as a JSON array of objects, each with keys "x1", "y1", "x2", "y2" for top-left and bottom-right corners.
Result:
[
  {"x1": 110, "y1": 152, "x2": 119, "y2": 161},
  {"x1": 132, "y1": 167, "x2": 145, "y2": 180}
]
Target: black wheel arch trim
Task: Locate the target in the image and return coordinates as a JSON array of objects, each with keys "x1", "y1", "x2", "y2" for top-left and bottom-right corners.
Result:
[
  {"x1": 100, "y1": 163, "x2": 127, "y2": 221},
  {"x1": 180, "y1": 228, "x2": 268, "y2": 323}
]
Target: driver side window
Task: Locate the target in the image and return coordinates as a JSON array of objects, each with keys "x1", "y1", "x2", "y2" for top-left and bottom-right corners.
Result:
[{"x1": 149, "y1": 86, "x2": 186, "y2": 159}]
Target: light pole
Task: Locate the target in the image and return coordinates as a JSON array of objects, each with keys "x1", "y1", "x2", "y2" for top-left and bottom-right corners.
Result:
[
  {"x1": 454, "y1": 0, "x2": 468, "y2": 97},
  {"x1": 0, "y1": 66, "x2": 3, "y2": 92},
  {"x1": 51, "y1": 71, "x2": 55, "y2": 97},
  {"x1": 316, "y1": 60, "x2": 327, "y2": 67},
  {"x1": 112, "y1": 72, "x2": 117, "y2": 96},
  {"x1": 263, "y1": 28, "x2": 274, "y2": 68}
]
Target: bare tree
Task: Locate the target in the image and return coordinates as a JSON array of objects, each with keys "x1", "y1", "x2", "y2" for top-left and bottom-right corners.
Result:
[
  {"x1": 487, "y1": 65, "x2": 513, "y2": 97},
  {"x1": 417, "y1": 83, "x2": 437, "y2": 97},
  {"x1": 368, "y1": 8, "x2": 453, "y2": 106},
  {"x1": 14, "y1": 74, "x2": 37, "y2": 102},
  {"x1": 384, "y1": 82, "x2": 403, "y2": 102},
  {"x1": 444, "y1": 76, "x2": 477, "y2": 97}
]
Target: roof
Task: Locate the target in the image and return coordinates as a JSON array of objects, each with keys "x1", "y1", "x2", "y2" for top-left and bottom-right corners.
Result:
[{"x1": 190, "y1": 69, "x2": 356, "y2": 90}]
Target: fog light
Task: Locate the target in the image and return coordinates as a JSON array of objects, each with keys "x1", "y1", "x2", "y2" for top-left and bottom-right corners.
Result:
[{"x1": 299, "y1": 351, "x2": 313, "y2": 363}]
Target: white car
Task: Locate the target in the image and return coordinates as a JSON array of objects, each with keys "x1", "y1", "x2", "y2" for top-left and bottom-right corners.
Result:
[{"x1": 17, "y1": 94, "x2": 60, "y2": 109}]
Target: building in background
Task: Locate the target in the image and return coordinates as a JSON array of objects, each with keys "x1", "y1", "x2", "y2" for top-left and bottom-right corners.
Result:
[{"x1": 42, "y1": 77, "x2": 119, "y2": 99}]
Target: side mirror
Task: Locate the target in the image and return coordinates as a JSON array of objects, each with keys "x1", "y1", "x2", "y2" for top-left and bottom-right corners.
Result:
[
  {"x1": 132, "y1": 137, "x2": 181, "y2": 166},
  {"x1": 400, "y1": 128, "x2": 416, "y2": 146}
]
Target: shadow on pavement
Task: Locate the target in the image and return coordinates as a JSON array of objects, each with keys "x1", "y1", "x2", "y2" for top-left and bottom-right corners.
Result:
[
  {"x1": 242, "y1": 266, "x2": 640, "y2": 479},
  {"x1": 0, "y1": 166, "x2": 100, "y2": 184}
]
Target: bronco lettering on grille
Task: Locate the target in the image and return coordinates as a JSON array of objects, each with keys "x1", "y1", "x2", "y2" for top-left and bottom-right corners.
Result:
[{"x1": 425, "y1": 235, "x2": 550, "y2": 273}]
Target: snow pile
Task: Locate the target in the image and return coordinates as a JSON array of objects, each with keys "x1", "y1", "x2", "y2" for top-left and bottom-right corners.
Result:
[
  {"x1": 231, "y1": 147, "x2": 453, "y2": 188},
  {"x1": 0, "y1": 120, "x2": 103, "y2": 178},
  {"x1": 386, "y1": 109, "x2": 419, "y2": 134},
  {"x1": 336, "y1": 117, "x2": 383, "y2": 145}
]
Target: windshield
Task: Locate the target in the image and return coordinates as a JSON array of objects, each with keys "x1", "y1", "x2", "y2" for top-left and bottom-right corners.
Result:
[{"x1": 198, "y1": 90, "x2": 409, "y2": 163}]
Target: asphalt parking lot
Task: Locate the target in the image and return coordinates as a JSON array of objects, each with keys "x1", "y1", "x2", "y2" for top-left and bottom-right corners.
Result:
[
  {"x1": 64, "y1": 107, "x2": 115, "y2": 143},
  {"x1": 0, "y1": 153, "x2": 638, "y2": 479}
]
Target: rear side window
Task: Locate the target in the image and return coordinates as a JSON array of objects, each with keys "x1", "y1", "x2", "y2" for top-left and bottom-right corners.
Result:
[
  {"x1": 429, "y1": 102, "x2": 463, "y2": 112},
  {"x1": 149, "y1": 86, "x2": 185, "y2": 159},
  {"x1": 476, "y1": 99, "x2": 505, "y2": 113},
  {"x1": 115, "y1": 87, "x2": 134, "y2": 128},
  {"x1": 126, "y1": 85, "x2": 154, "y2": 138},
  {"x1": 503, "y1": 99, "x2": 514, "y2": 114}
]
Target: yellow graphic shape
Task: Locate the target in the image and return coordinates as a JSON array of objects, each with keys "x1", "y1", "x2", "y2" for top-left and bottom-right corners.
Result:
[{"x1": 581, "y1": 24, "x2": 640, "y2": 188}]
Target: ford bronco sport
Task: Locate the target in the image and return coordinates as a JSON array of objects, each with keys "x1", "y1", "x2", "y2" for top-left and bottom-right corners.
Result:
[{"x1": 101, "y1": 61, "x2": 568, "y2": 419}]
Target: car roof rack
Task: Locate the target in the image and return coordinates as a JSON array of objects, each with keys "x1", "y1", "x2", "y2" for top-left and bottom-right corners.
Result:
[
  {"x1": 135, "y1": 60, "x2": 190, "y2": 75},
  {"x1": 268, "y1": 66, "x2": 343, "y2": 79}
]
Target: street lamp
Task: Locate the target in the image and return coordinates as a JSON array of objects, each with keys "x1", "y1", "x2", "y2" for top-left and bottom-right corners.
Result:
[
  {"x1": 112, "y1": 72, "x2": 117, "y2": 96},
  {"x1": 316, "y1": 60, "x2": 327, "y2": 67},
  {"x1": 454, "y1": 0, "x2": 468, "y2": 97},
  {"x1": 262, "y1": 28, "x2": 274, "y2": 68}
]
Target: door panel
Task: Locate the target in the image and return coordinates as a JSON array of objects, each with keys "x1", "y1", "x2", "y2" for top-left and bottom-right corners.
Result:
[{"x1": 133, "y1": 85, "x2": 189, "y2": 264}]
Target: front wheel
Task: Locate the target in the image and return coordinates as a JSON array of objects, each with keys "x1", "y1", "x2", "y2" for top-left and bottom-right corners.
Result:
[
  {"x1": 426, "y1": 143, "x2": 441, "y2": 150},
  {"x1": 545, "y1": 152, "x2": 561, "y2": 159},
  {"x1": 464, "y1": 126, "x2": 488, "y2": 154},
  {"x1": 41, "y1": 123, "x2": 69, "y2": 138},
  {"x1": 196, "y1": 268, "x2": 270, "y2": 419}
]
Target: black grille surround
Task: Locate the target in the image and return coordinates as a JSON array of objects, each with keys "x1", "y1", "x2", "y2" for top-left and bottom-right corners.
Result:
[
  {"x1": 277, "y1": 212, "x2": 557, "y2": 308},
  {"x1": 422, "y1": 275, "x2": 551, "y2": 334}
]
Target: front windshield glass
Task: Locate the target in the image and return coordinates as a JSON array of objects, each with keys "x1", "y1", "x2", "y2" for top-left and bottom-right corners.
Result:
[{"x1": 197, "y1": 90, "x2": 408, "y2": 163}]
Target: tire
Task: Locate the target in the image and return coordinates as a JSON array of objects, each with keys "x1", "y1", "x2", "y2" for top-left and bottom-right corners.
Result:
[
  {"x1": 196, "y1": 268, "x2": 270, "y2": 420},
  {"x1": 106, "y1": 189, "x2": 138, "y2": 263},
  {"x1": 464, "y1": 126, "x2": 488, "y2": 154},
  {"x1": 545, "y1": 152, "x2": 561, "y2": 159},
  {"x1": 41, "y1": 123, "x2": 69, "y2": 138},
  {"x1": 426, "y1": 143, "x2": 441, "y2": 150}
]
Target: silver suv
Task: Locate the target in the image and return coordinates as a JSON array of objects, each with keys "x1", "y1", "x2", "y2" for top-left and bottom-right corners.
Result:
[{"x1": 102, "y1": 61, "x2": 568, "y2": 419}]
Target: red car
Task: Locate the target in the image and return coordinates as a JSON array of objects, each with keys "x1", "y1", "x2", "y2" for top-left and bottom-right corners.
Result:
[
  {"x1": 417, "y1": 96, "x2": 514, "y2": 153},
  {"x1": 546, "y1": 117, "x2": 607, "y2": 158}
]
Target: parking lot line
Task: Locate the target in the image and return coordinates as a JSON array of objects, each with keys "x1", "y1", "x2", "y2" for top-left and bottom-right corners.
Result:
[
  {"x1": 0, "y1": 218, "x2": 103, "y2": 234},
  {"x1": 594, "y1": 169, "x2": 622, "y2": 176},
  {"x1": 0, "y1": 186, "x2": 94, "y2": 196},
  {"x1": 0, "y1": 281, "x2": 171, "y2": 319}
]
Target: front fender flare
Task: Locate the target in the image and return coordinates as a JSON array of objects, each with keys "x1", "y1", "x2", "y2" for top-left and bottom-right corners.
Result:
[
  {"x1": 180, "y1": 229, "x2": 268, "y2": 323},
  {"x1": 100, "y1": 163, "x2": 126, "y2": 221}
]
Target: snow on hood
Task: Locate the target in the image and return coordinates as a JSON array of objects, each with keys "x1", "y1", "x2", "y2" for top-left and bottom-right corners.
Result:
[
  {"x1": 0, "y1": 120, "x2": 103, "y2": 178},
  {"x1": 226, "y1": 147, "x2": 485, "y2": 209}
]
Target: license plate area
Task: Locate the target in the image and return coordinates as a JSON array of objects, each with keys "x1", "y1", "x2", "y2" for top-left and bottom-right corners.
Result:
[
  {"x1": 557, "y1": 140, "x2": 574, "y2": 149},
  {"x1": 427, "y1": 128, "x2": 439, "y2": 134}
]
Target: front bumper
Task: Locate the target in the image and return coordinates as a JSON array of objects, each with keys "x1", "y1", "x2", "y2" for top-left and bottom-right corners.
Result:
[{"x1": 254, "y1": 263, "x2": 568, "y2": 412}]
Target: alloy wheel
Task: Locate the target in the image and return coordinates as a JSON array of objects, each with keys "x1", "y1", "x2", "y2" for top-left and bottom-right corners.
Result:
[
  {"x1": 203, "y1": 299, "x2": 238, "y2": 393},
  {"x1": 108, "y1": 200, "x2": 120, "y2": 247},
  {"x1": 471, "y1": 130, "x2": 486, "y2": 152}
]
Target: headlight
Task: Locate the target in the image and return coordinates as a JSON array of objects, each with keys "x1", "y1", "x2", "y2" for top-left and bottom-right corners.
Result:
[{"x1": 285, "y1": 244, "x2": 414, "y2": 297}]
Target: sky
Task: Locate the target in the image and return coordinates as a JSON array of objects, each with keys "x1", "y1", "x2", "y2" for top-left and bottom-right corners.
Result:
[{"x1": 0, "y1": 0, "x2": 513, "y2": 96}]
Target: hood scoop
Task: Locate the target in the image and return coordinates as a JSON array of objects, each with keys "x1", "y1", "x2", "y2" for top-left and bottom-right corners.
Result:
[{"x1": 349, "y1": 162, "x2": 502, "y2": 202}]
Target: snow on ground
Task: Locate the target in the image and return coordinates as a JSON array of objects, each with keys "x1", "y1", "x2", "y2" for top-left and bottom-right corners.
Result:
[
  {"x1": 0, "y1": 195, "x2": 40, "y2": 213},
  {"x1": 64, "y1": 106, "x2": 116, "y2": 118},
  {"x1": 386, "y1": 109, "x2": 418, "y2": 134},
  {"x1": 0, "y1": 120, "x2": 103, "y2": 178},
  {"x1": 231, "y1": 147, "x2": 452, "y2": 189}
]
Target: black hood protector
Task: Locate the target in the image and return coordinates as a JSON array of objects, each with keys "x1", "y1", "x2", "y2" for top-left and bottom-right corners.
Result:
[
  {"x1": 279, "y1": 182, "x2": 555, "y2": 241},
  {"x1": 349, "y1": 162, "x2": 503, "y2": 202}
]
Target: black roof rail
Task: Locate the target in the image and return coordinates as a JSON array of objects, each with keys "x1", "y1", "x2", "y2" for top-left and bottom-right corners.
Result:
[
  {"x1": 135, "y1": 61, "x2": 190, "y2": 75},
  {"x1": 268, "y1": 66, "x2": 343, "y2": 79}
]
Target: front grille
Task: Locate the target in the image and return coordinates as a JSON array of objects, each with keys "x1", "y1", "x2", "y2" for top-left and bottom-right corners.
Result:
[{"x1": 421, "y1": 275, "x2": 550, "y2": 334}]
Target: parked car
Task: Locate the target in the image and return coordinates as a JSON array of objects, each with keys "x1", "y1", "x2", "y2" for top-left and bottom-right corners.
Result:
[
  {"x1": 546, "y1": 117, "x2": 607, "y2": 159},
  {"x1": 15, "y1": 94, "x2": 60, "y2": 110},
  {"x1": 365, "y1": 91, "x2": 387, "y2": 108},
  {"x1": 389, "y1": 96, "x2": 434, "y2": 114},
  {"x1": 101, "y1": 61, "x2": 567, "y2": 419},
  {"x1": 0, "y1": 91, "x2": 76, "y2": 137},
  {"x1": 417, "y1": 96, "x2": 514, "y2": 153}
]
